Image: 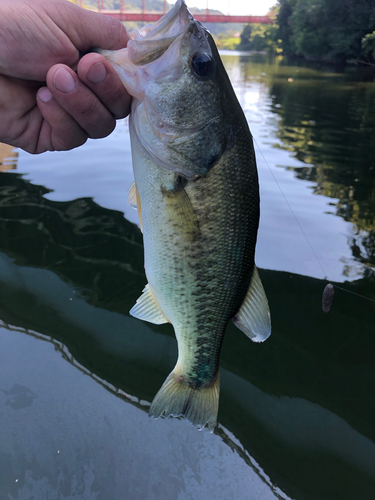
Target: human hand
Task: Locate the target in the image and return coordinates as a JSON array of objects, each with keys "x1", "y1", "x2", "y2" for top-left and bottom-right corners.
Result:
[{"x1": 0, "y1": 0, "x2": 131, "y2": 153}]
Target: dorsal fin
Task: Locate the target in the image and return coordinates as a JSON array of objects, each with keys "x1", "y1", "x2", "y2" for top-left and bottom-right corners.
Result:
[
  {"x1": 130, "y1": 284, "x2": 169, "y2": 324},
  {"x1": 232, "y1": 266, "x2": 271, "y2": 342}
]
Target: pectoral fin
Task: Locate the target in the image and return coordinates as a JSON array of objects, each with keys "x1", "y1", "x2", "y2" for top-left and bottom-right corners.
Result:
[
  {"x1": 232, "y1": 266, "x2": 271, "y2": 342},
  {"x1": 127, "y1": 182, "x2": 138, "y2": 208},
  {"x1": 162, "y1": 178, "x2": 200, "y2": 239},
  {"x1": 130, "y1": 284, "x2": 169, "y2": 324},
  {"x1": 127, "y1": 181, "x2": 143, "y2": 232}
]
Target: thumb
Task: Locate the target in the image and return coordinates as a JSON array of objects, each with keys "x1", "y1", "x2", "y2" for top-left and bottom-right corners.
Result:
[
  {"x1": 49, "y1": 0, "x2": 129, "y2": 52},
  {"x1": 70, "y1": 6, "x2": 130, "y2": 51}
]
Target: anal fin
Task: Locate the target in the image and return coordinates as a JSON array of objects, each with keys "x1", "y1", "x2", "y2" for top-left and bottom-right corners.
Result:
[
  {"x1": 232, "y1": 266, "x2": 271, "y2": 342},
  {"x1": 130, "y1": 284, "x2": 169, "y2": 324}
]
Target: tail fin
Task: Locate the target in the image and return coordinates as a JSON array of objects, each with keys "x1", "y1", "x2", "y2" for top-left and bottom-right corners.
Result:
[{"x1": 149, "y1": 370, "x2": 220, "y2": 431}]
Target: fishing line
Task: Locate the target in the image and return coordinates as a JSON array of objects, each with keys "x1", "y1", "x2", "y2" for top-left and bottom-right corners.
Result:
[
  {"x1": 328, "y1": 283, "x2": 375, "y2": 302},
  {"x1": 253, "y1": 137, "x2": 375, "y2": 305}
]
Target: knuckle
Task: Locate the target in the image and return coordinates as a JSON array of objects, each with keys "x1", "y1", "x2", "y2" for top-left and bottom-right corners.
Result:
[
  {"x1": 78, "y1": 93, "x2": 99, "y2": 118},
  {"x1": 93, "y1": 78, "x2": 130, "y2": 119},
  {"x1": 77, "y1": 57, "x2": 130, "y2": 119},
  {"x1": 104, "y1": 86, "x2": 130, "y2": 119},
  {"x1": 53, "y1": 129, "x2": 87, "y2": 151},
  {"x1": 89, "y1": 118, "x2": 116, "y2": 139},
  {"x1": 75, "y1": 94, "x2": 116, "y2": 138},
  {"x1": 106, "y1": 19, "x2": 127, "y2": 49}
]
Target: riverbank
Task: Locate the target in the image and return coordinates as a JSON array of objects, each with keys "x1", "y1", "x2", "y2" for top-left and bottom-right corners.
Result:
[{"x1": 0, "y1": 143, "x2": 17, "y2": 172}]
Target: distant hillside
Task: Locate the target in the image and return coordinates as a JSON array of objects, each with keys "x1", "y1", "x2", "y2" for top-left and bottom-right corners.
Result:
[{"x1": 81, "y1": 0, "x2": 170, "y2": 11}]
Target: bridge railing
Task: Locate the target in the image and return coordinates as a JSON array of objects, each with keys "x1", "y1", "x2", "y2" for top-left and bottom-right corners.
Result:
[{"x1": 72, "y1": 0, "x2": 272, "y2": 24}]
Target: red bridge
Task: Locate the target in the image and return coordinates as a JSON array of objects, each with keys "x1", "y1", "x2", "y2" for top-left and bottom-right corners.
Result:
[{"x1": 74, "y1": 1, "x2": 273, "y2": 24}]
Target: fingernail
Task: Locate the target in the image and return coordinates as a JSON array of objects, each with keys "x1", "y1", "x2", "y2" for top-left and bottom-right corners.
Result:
[
  {"x1": 87, "y1": 62, "x2": 107, "y2": 84},
  {"x1": 54, "y1": 68, "x2": 75, "y2": 93},
  {"x1": 38, "y1": 87, "x2": 53, "y2": 103}
]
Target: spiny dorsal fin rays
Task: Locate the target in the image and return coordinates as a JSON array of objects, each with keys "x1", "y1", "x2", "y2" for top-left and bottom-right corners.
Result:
[
  {"x1": 128, "y1": 181, "x2": 143, "y2": 232},
  {"x1": 232, "y1": 266, "x2": 271, "y2": 342},
  {"x1": 130, "y1": 284, "x2": 169, "y2": 324}
]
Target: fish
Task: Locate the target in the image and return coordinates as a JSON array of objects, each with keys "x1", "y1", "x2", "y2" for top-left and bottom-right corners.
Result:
[{"x1": 100, "y1": 0, "x2": 271, "y2": 431}]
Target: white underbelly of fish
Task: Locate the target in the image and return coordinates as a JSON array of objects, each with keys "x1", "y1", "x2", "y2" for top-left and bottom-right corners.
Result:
[{"x1": 130, "y1": 128, "x2": 204, "y2": 329}]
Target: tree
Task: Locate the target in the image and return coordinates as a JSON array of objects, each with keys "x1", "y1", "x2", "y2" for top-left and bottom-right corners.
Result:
[
  {"x1": 237, "y1": 25, "x2": 252, "y2": 51},
  {"x1": 362, "y1": 31, "x2": 375, "y2": 63},
  {"x1": 276, "y1": 0, "x2": 298, "y2": 54},
  {"x1": 276, "y1": 0, "x2": 375, "y2": 62}
]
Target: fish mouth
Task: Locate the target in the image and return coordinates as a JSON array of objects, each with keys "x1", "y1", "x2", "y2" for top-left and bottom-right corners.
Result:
[
  {"x1": 136, "y1": 0, "x2": 193, "y2": 40},
  {"x1": 122, "y1": 1, "x2": 220, "y2": 179},
  {"x1": 127, "y1": 0, "x2": 194, "y2": 66}
]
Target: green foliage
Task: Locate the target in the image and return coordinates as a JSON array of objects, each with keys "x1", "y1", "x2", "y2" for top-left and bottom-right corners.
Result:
[
  {"x1": 239, "y1": 25, "x2": 252, "y2": 49},
  {"x1": 362, "y1": 31, "x2": 375, "y2": 62},
  {"x1": 276, "y1": 0, "x2": 298, "y2": 54},
  {"x1": 276, "y1": 0, "x2": 375, "y2": 63},
  {"x1": 236, "y1": 23, "x2": 278, "y2": 52},
  {"x1": 289, "y1": 0, "x2": 329, "y2": 57},
  {"x1": 79, "y1": 0, "x2": 170, "y2": 11},
  {"x1": 215, "y1": 37, "x2": 240, "y2": 50}
]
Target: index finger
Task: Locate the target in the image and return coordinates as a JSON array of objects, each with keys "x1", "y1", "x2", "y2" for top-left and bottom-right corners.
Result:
[{"x1": 77, "y1": 53, "x2": 131, "y2": 120}]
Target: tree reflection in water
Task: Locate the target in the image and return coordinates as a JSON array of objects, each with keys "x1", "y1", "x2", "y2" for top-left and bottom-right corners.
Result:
[
  {"x1": 0, "y1": 171, "x2": 374, "y2": 500},
  {"x1": 267, "y1": 64, "x2": 375, "y2": 275}
]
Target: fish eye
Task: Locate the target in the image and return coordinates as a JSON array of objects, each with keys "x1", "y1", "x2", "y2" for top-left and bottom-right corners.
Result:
[{"x1": 191, "y1": 53, "x2": 213, "y2": 78}]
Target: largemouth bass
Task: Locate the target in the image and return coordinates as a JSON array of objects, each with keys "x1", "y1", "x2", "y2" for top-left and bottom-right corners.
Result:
[{"x1": 101, "y1": 0, "x2": 271, "y2": 430}]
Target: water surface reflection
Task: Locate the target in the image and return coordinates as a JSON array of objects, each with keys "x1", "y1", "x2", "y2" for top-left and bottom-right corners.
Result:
[
  {"x1": 221, "y1": 53, "x2": 375, "y2": 280},
  {"x1": 0, "y1": 173, "x2": 374, "y2": 499}
]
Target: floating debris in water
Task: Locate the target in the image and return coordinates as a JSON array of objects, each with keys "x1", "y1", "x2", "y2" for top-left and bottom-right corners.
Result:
[{"x1": 322, "y1": 284, "x2": 334, "y2": 313}]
